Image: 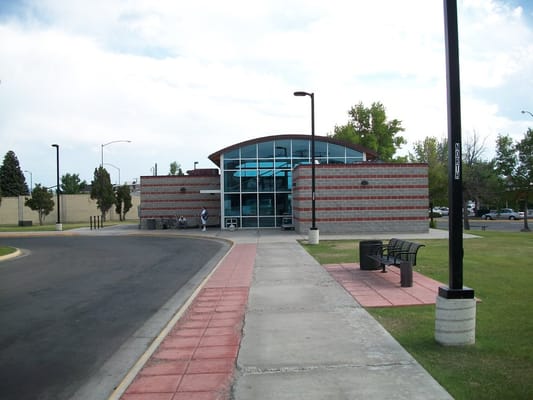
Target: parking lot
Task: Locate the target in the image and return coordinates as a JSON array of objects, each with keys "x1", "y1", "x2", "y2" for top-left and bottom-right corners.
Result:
[{"x1": 434, "y1": 216, "x2": 531, "y2": 232}]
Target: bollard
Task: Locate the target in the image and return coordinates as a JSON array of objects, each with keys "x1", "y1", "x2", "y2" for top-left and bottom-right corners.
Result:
[
  {"x1": 400, "y1": 261, "x2": 413, "y2": 287},
  {"x1": 90, "y1": 216, "x2": 93, "y2": 230}
]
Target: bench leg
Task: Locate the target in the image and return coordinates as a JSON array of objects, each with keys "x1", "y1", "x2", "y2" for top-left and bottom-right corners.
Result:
[
  {"x1": 400, "y1": 261, "x2": 413, "y2": 287},
  {"x1": 381, "y1": 263, "x2": 387, "y2": 273}
]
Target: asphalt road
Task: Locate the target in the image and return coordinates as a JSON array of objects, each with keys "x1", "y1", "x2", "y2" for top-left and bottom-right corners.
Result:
[{"x1": 0, "y1": 235, "x2": 228, "y2": 400}]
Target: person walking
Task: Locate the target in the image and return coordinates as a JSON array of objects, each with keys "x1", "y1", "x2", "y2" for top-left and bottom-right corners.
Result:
[{"x1": 200, "y1": 207, "x2": 208, "y2": 231}]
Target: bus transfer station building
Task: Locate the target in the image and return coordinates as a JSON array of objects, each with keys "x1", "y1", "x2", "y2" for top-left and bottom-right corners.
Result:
[{"x1": 139, "y1": 134, "x2": 429, "y2": 234}]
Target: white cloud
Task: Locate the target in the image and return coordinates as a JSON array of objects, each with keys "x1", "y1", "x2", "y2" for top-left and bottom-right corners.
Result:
[{"x1": 0, "y1": 0, "x2": 532, "y2": 187}]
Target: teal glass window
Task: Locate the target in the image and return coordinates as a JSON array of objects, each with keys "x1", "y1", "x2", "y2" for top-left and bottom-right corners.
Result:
[
  {"x1": 224, "y1": 194, "x2": 240, "y2": 216},
  {"x1": 328, "y1": 143, "x2": 346, "y2": 158},
  {"x1": 292, "y1": 140, "x2": 309, "y2": 158},
  {"x1": 241, "y1": 144, "x2": 257, "y2": 158},
  {"x1": 225, "y1": 148, "x2": 240, "y2": 159},
  {"x1": 218, "y1": 137, "x2": 365, "y2": 228},
  {"x1": 224, "y1": 171, "x2": 240, "y2": 192},
  {"x1": 258, "y1": 141, "x2": 274, "y2": 158}
]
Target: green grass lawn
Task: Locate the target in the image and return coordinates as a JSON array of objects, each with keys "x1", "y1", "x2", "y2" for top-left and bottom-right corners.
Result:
[{"x1": 301, "y1": 231, "x2": 533, "y2": 400}]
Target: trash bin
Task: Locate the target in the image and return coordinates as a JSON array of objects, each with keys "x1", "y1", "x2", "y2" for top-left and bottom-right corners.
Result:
[
  {"x1": 359, "y1": 240, "x2": 383, "y2": 270},
  {"x1": 146, "y1": 219, "x2": 156, "y2": 230}
]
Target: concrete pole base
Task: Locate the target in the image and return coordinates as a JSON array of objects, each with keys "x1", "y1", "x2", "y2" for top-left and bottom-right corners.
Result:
[
  {"x1": 308, "y1": 228, "x2": 319, "y2": 245},
  {"x1": 55, "y1": 223, "x2": 63, "y2": 231},
  {"x1": 435, "y1": 296, "x2": 476, "y2": 346}
]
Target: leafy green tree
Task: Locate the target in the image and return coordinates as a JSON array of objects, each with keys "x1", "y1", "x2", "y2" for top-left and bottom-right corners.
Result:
[
  {"x1": 24, "y1": 184, "x2": 54, "y2": 225},
  {"x1": 0, "y1": 150, "x2": 29, "y2": 196},
  {"x1": 495, "y1": 129, "x2": 533, "y2": 231},
  {"x1": 331, "y1": 101, "x2": 406, "y2": 161},
  {"x1": 61, "y1": 173, "x2": 88, "y2": 194},
  {"x1": 115, "y1": 184, "x2": 132, "y2": 221},
  {"x1": 90, "y1": 167, "x2": 115, "y2": 221},
  {"x1": 409, "y1": 136, "x2": 448, "y2": 206},
  {"x1": 169, "y1": 161, "x2": 184, "y2": 176}
]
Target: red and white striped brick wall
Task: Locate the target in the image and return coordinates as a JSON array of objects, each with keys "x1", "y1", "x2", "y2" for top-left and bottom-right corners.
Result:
[
  {"x1": 292, "y1": 163, "x2": 429, "y2": 234},
  {"x1": 140, "y1": 172, "x2": 220, "y2": 229}
]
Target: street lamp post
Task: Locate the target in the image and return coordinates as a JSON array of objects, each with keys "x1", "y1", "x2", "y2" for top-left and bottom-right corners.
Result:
[
  {"x1": 101, "y1": 140, "x2": 131, "y2": 167},
  {"x1": 521, "y1": 110, "x2": 533, "y2": 118},
  {"x1": 294, "y1": 91, "x2": 319, "y2": 244},
  {"x1": 24, "y1": 170, "x2": 32, "y2": 195},
  {"x1": 51, "y1": 144, "x2": 62, "y2": 231},
  {"x1": 435, "y1": 0, "x2": 476, "y2": 346},
  {"x1": 104, "y1": 163, "x2": 121, "y2": 186}
]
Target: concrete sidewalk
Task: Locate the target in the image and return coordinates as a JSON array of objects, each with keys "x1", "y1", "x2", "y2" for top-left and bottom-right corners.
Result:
[
  {"x1": 115, "y1": 227, "x2": 453, "y2": 399},
  {"x1": 233, "y1": 240, "x2": 451, "y2": 399}
]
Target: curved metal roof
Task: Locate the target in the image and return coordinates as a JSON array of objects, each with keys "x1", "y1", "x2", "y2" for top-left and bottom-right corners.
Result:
[{"x1": 208, "y1": 134, "x2": 378, "y2": 167}]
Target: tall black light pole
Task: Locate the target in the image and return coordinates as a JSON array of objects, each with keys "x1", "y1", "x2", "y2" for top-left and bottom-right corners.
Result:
[
  {"x1": 51, "y1": 144, "x2": 62, "y2": 231},
  {"x1": 442, "y1": 0, "x2": 473, "y2": 299},
  {"x1": 435, "y1": 0, "x2": 476, "y2": 346},
  {"x1": 294, "y1": 91, "x2": 318, "y2": 243}
]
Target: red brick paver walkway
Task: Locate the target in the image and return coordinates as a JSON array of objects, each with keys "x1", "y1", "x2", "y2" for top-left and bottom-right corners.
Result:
[
  {"x1": 121, "y1": 243, "x2": 256, "y2": 400},
  {"x1": 323, "y1": 262, "x2": 443, "y2": 307}
]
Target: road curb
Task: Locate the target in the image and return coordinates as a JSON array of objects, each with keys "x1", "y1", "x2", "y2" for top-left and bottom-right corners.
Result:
[{"x1": 0, "y1": 248, "x2": 21, "y2": 262}]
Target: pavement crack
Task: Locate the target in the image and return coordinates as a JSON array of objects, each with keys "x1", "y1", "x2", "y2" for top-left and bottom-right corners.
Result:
[{"x1": 238, "y1": 361, "x2": 415, "y2": 376}]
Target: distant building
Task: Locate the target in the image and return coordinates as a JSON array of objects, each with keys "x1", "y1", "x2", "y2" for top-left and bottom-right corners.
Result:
[{"x1": 138, "y1": 134, "x2": 429, "y2": 234}]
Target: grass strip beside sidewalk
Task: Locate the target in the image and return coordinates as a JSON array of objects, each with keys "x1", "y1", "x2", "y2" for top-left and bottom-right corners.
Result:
[{"x1": 302, "y1": 231, "x2": 533, "y2": 400}]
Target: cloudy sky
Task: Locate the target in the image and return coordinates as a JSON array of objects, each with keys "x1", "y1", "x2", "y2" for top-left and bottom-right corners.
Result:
[{"x1": 1, "y1": 0, "x2": 532, "y2": 188}]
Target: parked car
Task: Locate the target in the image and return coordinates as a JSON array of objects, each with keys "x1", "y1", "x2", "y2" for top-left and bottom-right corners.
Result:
[
  {"x1": 438, "y1": 207, "x2": 449, "y2": 216},
  {"x1": 519, "y1": 210, "x2": 533, "y2": 218},
  {"x1": 482, "y1": 208, "x2": 522, "y2": 220},
  {"x1": 430, "y1": 207, "x2": 442, "y2": 217}
]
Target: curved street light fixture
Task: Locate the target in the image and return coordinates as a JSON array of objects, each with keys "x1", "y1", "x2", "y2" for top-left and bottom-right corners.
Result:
[
  {"x1": 101, "y1": 140, "x2": 131, "y2": 167},
  {"x1": 521, "y1": 110, "x2": 533, "y2": 118}
]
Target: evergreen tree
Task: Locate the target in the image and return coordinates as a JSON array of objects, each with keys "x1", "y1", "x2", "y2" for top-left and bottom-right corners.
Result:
[
  {"x1": 24, "y1": 184, "x2": 54, "y2": 225},
  {"x1": 90, "y1": 167, "x2": 115, "y2": 221},
  {"x1": 115, "y1": 184, "x2": 133, "y2": 221},
  {"x1": 0, "y1": 151, "x2": 29, "y2": 196}
]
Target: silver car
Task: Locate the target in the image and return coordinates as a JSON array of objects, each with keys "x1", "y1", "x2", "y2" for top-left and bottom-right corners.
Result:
[{"x1": 482, "y1": 208, "x2": 522, "y2": 220}]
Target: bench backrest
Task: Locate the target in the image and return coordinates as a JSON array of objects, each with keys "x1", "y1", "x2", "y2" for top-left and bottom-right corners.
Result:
[
  {"x1": 404, "y1": 242, "x2": 425, "y2": 266},
  {"x1": 386, "y1": 238, "x2": 401, "y2": 255},
  {"x1": 395, "y1": 240, "x2": 411, "y2": 259},
  {"x1": 384, "y1": 239, "x2": 425, "y2": 266}
]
